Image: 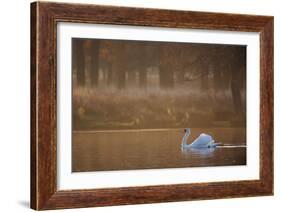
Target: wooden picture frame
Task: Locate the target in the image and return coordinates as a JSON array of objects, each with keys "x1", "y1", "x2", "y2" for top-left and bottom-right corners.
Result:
[{"x1": 31, "y1": 1, "x2": 274, "y2": 210}]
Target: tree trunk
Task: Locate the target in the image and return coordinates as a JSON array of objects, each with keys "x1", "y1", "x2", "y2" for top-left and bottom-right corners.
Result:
[
  {"x1": 139, "y1": 67, "x2": 147, "y2": 88},
  {"x1": 90, "y1": 40, "x2": 100, "y2": 87},
  {"x1": 72, "y1": 39, "x2": 78, "y2": 85},
  {"x1": 117, "y1": 68, "x2": 126, "y2": 89},
  {"x1": 107, "y1": 63, "x2": 113, "y2": 86},
  {"x1": 221, "y1": 64, "x2": 231, "y2": 89},
  {"x1": 213, "y1": 67, "x2": 222, "y2": 91},
  {"x1": 76, "y1": 39, "x2": 86, "y2": 87},
  {"x1": 115, "y1": 60, "x2": 126, "y2": 89},
  {"x1": 159, "y1": 64, "x2": 174, "y2": 89},
  {"x1": 200, "y1": 62, "x2": 209, "y2": 91},
  {"x1": 127, "y1": 70, "x2": 137, "y2": 87},
  {"x1": 231, "y1": 67, "x2": 242, "y2": 114}
]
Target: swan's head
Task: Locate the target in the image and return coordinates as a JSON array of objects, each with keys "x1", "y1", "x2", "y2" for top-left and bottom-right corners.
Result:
[{"x1": 184, "y1": 128, "x2": 190, "y2": 134}]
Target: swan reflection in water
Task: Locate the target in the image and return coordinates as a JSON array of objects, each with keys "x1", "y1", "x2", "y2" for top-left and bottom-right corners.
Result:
[{"x1": 181, "y1": 146, "x2": 216, "y2": 158}]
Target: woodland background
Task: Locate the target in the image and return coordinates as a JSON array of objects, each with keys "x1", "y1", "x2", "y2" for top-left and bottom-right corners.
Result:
[{"x1": 72, "y1": 39, "x2": 246, "y2": 130}]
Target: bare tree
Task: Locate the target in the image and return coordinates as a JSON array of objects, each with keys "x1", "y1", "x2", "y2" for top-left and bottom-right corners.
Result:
[{"x1": 74, "y1": 39, "x2": 86, "y2": 86}]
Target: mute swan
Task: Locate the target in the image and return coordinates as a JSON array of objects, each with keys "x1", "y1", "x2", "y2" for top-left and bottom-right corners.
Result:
[{"x1": 181, "y1": 128, "x2": 220, "y2": 149}]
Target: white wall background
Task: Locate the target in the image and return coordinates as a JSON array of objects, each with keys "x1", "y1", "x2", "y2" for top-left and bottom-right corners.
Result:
[{"x1": 0, "y1": 0, "x2": 279, "y2": 211}]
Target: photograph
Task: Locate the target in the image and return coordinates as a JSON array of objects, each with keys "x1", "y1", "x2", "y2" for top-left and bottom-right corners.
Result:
[{"x1": 71, "y1": 38, "x2": 247, "y2": 172}]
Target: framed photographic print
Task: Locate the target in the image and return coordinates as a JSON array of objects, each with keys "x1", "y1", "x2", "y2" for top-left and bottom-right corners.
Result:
[{"x1": 31, "y1": 1, "x2": 274, "y2": 210}]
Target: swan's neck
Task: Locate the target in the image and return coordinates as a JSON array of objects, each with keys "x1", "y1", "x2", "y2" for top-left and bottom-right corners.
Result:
[{"x1": 182, "y1": 131, "x2": 191, "y2": 148}]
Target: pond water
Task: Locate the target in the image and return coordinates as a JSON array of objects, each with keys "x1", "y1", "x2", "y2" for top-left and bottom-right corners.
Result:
[{"x1": 72, "y1": 128, "x2": 246, "y2": 172}]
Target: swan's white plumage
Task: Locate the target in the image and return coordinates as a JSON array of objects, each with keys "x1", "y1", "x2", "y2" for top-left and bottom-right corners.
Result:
[
  {"x1": 181, "y1": 128, "x2": 220, "y2": 149},
  {"x1": 189, "y1": 134, "x2": 213, "y2": 147}
]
